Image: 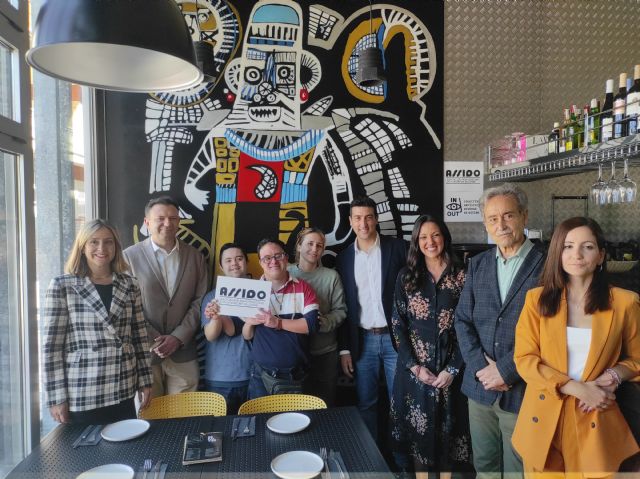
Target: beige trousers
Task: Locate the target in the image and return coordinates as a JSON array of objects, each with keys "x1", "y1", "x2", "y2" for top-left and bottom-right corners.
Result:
[{"x1": 151, "y1": 358, "x2": 199, "y2": 398}]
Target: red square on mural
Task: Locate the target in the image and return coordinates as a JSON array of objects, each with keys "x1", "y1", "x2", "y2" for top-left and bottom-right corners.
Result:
[{"x1": 236, "y1": 153, "x2": 284, "y2": 203}]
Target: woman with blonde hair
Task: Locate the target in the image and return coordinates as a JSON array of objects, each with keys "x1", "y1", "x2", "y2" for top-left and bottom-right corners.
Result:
[
  {"x1": 287, "y1": 227, "x2": 347, "y2": 406},
  {"x1": 43, "y1": 219, "x2": 153, "y2": 425},
  {"x1": 513, "y1": 217, "x2": 640, "y2": 476}
]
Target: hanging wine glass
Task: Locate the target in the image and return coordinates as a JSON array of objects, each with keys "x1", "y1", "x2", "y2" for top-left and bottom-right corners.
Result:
[
  {"x1": 619, "y1": 156, "x2": 637, "y2": 203},
  {"x1": 604, "y1": 161, "x2": 621, "y2": 204},
  {"x1": 590, "y1": 162, "x2": 606, "y2": 205}
]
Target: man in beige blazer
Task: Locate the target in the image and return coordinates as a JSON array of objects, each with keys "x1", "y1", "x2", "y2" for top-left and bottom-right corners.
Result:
[{"x1": 124, "y1": 196, "x2": 208, "y2": 398}]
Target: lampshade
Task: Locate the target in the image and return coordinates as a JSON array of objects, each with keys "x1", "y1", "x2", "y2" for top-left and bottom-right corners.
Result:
[
  {"x1": 26, "y1": 0, "x2": 203, "y2": 92},
  {"x1": 357, "y1": 46, "x2": 386, "y2": 87}
]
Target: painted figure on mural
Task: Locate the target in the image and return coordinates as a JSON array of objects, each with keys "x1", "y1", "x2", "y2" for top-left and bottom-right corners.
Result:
[{"x1": 143, "y1": 0, "x2": 441, "y2": 275}]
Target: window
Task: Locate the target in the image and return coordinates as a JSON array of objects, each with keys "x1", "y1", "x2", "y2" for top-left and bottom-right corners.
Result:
[
  {"x1": 0, "y1": 0, "x2": 96, "y2": 473},
  {"x1": 0, "y1": 0, "x2": 33, "y2": 471}
]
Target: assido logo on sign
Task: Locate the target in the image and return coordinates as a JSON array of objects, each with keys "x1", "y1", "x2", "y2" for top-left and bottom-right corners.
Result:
[
  {"x1": 218, "y1": 287, "x2": 267, "y2": 300},
  {"x1": 445, "y1": 169, "x2": 481, "y2": 177}
]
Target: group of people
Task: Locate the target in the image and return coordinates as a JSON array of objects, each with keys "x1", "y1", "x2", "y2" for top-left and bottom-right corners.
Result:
[{"x1": 43, "y1": 185, "x2": 640, "y2": 478}]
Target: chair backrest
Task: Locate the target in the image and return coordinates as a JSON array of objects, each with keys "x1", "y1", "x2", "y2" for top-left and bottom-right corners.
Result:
[
  {"x1": 139, "y1": 391, "x2": 226, "y2": 419},
  {"x1": 237, "y1": 394, "x2": 327, "y2": 415}
]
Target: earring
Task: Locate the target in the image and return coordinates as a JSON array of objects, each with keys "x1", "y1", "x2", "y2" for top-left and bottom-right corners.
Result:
[{"x1": 598, "y1": 263, "x2": 603, "y2": 272}]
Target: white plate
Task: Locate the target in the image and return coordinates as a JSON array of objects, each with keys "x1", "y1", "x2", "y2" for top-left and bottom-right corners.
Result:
[
  {"x1": 100, "y1": 419, "x2": 150, "y2": 442},
  {"x1": 76, "y1": 464, "x2": 134, "y2": 479},
  {"x1": 266, "y1": 412, "x2": 311, "y2": 434},
  {"x1": 271, "y1": 451, "x2": 323, "y2": 479}
]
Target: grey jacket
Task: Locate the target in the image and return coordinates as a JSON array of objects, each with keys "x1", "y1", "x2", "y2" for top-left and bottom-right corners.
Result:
[{"x1": 124, "y1": 238, "x2": 208, "y2": 364}]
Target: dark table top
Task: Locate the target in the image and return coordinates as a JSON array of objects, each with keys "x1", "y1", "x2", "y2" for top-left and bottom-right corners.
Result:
[{"x1": 9, "y1": 406, "x2": 391, "y2": 478}]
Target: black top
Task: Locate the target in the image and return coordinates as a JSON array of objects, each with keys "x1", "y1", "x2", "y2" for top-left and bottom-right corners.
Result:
[{"x1": 93, "y1": 283, "x2": 113, "y2": 312}]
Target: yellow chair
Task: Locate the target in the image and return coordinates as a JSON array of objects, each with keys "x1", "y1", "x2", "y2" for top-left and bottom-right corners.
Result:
[
  {"x1": 139, "y1": 391, "x2": 226, "y2": 419},
  {"x1": 237, "y1": 394, "x2": 326, "y2": 415}
]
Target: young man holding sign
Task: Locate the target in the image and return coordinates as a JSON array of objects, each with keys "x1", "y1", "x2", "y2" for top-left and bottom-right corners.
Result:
[
  {"x1": 243, "y1": 238, "x2": 319, "y2": 399},
  {"x1": 201, "y1": 243, "x2": 252, "y2": 414}
]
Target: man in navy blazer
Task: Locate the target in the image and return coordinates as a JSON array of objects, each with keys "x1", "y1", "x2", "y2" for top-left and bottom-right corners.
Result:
[
  {"x1": 455, "y1": 183, "x2": 544, "y2": 479},
  {"x1": 336, "y1": 196, "x2": 407, "y2": 441}
]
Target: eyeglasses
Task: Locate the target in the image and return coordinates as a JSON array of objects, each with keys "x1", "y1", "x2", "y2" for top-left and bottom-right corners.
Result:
[{"x1": 259, "y1": 252, "x2": 288, "y2": 264}]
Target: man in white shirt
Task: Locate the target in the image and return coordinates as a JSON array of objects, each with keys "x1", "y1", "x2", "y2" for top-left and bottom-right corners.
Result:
[
  {"x1": 124, "y1": 196, "x2": 208, "y2": 398},
  {"x1": 336, "y1": 197, "x2": 407, "y2": 440}
]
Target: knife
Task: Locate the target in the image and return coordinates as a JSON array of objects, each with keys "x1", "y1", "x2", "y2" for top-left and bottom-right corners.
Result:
[
  {"x1": 231, "y1": 418, "x2": 240, "y2": 441},
  {"x1": 158, "y1": 462, "x2": 168, "y2": 479},
  {"x1": 152, "y1": 460, "x2": 162, "y2": 479}
]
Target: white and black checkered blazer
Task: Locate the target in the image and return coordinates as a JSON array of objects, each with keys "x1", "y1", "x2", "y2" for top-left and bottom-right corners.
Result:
[{"x1": 43, "y1": 273, "x2": 153, "y2": 412}]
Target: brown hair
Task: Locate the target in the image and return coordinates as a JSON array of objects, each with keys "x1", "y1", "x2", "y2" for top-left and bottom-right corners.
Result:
[
  {"x1": 538, "y1": 216, "x2": 610, "y2": 317},
  {"x1": 64, "y1": 219, "x2": 129, "y2": 277},
  {"x1": 294, "y1": 227, "x2": 326, "y2": 264}
]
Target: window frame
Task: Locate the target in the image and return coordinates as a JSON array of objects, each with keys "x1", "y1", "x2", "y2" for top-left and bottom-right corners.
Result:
[{"x1": 0, "y1": 0, "x2": 39, "y2": 459}]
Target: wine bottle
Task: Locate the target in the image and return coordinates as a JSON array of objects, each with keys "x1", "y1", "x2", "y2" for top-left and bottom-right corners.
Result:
[
  {"x1": 548, "y1": 121, "x2": 560, "y2": 155},
  {"x1": 627, "y1": 64, "x2": 640, "y2": 136},
  {"x1": 601, "y1": 79, "x2": 615, "y2": 142},
  {"x1": 572, "y1": 104, "x2": 583, "y2": 149},
  {"x1": 588, "y1": 98, "x2": 600, "y2": 145},
  {"x1": 564, "y1": 107, "x2": 573, "y2": 151},
  {"x1": 613, "y1": 72, "x2": 627, "y2": 138}
]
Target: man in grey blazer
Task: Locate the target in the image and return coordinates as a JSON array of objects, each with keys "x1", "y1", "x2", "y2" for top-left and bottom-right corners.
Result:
[
  {"x1": 124, "y1": 196, "x2": 208, "y2": 398},
  {"x1": 455, "y1": 184, "x2": 544, "y2": 479}
]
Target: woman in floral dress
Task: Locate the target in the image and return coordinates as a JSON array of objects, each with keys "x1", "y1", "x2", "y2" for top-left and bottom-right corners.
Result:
[{"x1": 390, "y1": 214, "x2": 472, "y2": 476}]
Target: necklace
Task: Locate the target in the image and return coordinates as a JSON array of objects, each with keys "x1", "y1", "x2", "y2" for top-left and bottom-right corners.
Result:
[{"x1": 270, "y1": 291, "x2": 284, "y2": 314}]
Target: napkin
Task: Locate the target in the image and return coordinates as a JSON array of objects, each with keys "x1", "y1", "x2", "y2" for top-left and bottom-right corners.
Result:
[
  {"x1": 231, "y1": 416, "x2": 256, "y2": 439},
  {"x1": 72, "y1": 425, "x2": 104, "y2": 448}
]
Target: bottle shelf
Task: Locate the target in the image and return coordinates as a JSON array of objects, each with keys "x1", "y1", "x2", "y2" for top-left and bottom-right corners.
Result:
[{"x1": 486, "y1": 134, "x2": 640, "y2": 183}]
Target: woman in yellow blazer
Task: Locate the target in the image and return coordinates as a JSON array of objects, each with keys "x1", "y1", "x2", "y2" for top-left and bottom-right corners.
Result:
[{"x1": 513, "y1": 217, "x2": 640, "y2": 477}]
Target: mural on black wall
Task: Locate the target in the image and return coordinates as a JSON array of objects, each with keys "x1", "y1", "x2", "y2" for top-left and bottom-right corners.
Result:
[{"x1": 104, "y1": 0, "x2": 444, "y2": 277}]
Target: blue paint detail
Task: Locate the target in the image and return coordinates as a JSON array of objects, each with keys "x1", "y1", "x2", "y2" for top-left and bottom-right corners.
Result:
[
  {"x1": 224, "y1": 129, "x2": 324, "y2": 162},
  {"x1": 216, "y1": 186, "x2": 237, "y2": 203},
  {"x1": 248, "y1": 38, "x2": 294, "y2": 47},
  {"x1": 282, "y1": 183, "x2": 308, "y2": 204},
  {"x1": 253, "y1": 5, "x2": 300, "y2": 25}
]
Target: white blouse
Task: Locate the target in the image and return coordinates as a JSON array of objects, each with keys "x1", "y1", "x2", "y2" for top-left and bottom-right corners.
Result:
[{"x1": 566, "y1": 326, "x2": 592, "y2": 381}]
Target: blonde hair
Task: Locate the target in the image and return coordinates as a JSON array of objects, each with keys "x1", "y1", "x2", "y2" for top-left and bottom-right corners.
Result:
[
  {"x1": 64, "y1": 219, "x2": 129, "y2": 276},
  {"x1": 294, "y1": 227, "x2": 326, "y2": 264}
]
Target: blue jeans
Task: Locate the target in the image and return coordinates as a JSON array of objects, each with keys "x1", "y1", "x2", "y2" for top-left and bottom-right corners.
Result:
[
  {"x1": 204, "y1": 381, "x2": 248, "y2": 415},
  {"x1": 355, "y1": 331, "x2": 397, "y2": 440}
]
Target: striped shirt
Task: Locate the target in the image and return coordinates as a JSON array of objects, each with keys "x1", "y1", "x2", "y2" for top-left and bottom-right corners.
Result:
[{"x1": 250, "y1": 275, "x2": 319, "y2": 369}]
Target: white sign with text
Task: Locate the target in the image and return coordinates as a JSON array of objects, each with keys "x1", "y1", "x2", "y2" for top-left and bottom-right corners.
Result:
[
  {"x1": 214, "y1": 276, "x2": 271, "y2": 317},
  {"x1": 443, "y1": 161, "x2": 484, "y2": 222}
]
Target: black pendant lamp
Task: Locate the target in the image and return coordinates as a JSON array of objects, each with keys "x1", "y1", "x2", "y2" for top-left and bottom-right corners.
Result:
[
  {"x1": 26, "y1": 0, "x2": 203, "y2": 92},
  {"x1": 356, "y1": 0, "x2": 386, "y2": 88}
]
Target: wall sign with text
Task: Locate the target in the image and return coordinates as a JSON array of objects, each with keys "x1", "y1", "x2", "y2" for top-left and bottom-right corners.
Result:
[{"x1": 443, "y1": 161, "x2": 483, "y2": 222}]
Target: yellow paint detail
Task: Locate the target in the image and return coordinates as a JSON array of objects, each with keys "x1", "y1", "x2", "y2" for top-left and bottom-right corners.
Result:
[
  {"x1": 227, "y1": 157, "x2": 239, "y2": 172},
  {"x1": 246, "y1": 253, "x2": 262, "y2": 281},
  {"x1": 383, "y1": 24, "x2": 418, "y2": 100},
  {"x1": 284, "y1": 148, "x2": 315, "y2": 172},
  {"x1": 278, "y1": 202, "x2": 308, "y2": 245},
  {"x1": 211, "y1": 203, "x2": 236, "y2": 278},
  {"x1": 216, "y1": 173, "x2": 236, "y2": 185}
]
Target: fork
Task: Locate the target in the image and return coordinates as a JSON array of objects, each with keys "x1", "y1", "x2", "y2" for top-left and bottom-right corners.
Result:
[
  {"x1": 320, "y1": 447, "x2": 330, "y2": 478},
  {"x1": 141, "y1": 458, "x2": 152, "y2": 479}
]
